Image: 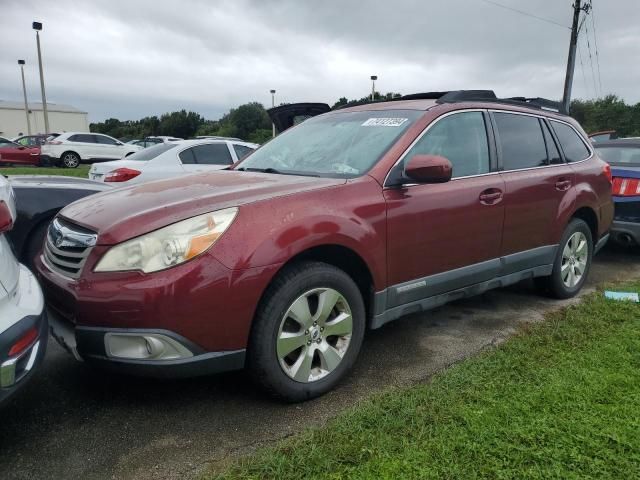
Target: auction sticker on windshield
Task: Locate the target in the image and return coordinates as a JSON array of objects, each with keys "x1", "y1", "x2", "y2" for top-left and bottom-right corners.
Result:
[{"x1": 361, "y1": 118, "x2": 408, "y2": 127}]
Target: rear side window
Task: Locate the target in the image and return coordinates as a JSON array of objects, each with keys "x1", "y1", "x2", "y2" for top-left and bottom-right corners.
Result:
[
  {"x1": 68, "y1": 134, "x2": 95, "y2": 143},
  {"x1": 494, "y1": 113, "x2": 547, "y2": 170},
  {"x1": 233, "y1": 144, "x2": 254, "y2": 160},
  {"x1": 192, "y1": 143, "x2": 233, "y2": 165},
  {"x1": 551, "y1": 121, "x2": 591, "y2": 162},
  {"x1": 542, "y1": 122, "x2": 563, "y2": 165},
  {"x1": 404, "y1": 111, "x2": 490, "y2": 178},
  {"x1": 179, "y1": 148, "x2": 197, "y2": 164}
]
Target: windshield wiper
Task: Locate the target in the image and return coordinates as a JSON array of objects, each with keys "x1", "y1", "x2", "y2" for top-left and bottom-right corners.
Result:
[
  {"x1": 236, "y1": 167, "x2": 320, "y2": 177},
  {"x1": 237, "y1": 167, "x2": 284, "y2": 174}
]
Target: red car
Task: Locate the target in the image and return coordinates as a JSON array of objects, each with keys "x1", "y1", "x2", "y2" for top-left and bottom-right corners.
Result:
[
  {"x1": 0, "y1": 137, "x2": 41, "y2": 166},
  {"x1": 36, "y1": 91, "x2": 613, "y2": 401}
]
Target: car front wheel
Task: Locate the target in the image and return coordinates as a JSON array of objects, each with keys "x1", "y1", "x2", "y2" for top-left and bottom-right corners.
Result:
[
  {"x1": 248, "y1": 261, "x2": 365, "y2": 402},
  {"x1": 537, "y1": 218, "x2": 593, "y2": 299}
]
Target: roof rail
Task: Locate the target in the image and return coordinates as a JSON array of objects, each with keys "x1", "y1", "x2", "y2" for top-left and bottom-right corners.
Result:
[{"x1": 334, "y1": 90, "x2": 566, "y2": 114}]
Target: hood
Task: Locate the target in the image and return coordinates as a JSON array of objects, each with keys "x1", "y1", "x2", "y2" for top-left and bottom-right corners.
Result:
[
  {"x1": 8, "y1": 175, "x2": 112, "y2": 192},
  {"x1": 59, "y1": 170, "x2": 345, "y2": 245},
  {"x1": 267, "y1": 103, "x2": 331, "y2": 134}
]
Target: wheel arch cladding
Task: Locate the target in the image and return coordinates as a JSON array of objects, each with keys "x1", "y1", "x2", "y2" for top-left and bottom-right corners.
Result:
[
  {"x1": 257, "y1": 245, "x2": 375, "y2": 325},
  {"x1": 572, "y1": 206, "x2": 598, "y2": 241}
]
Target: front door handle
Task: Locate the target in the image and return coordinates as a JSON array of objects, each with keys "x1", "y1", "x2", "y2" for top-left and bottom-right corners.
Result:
[
  {"x1": 479, "y1": 188, "x2": 503, "y2": 205},
  {"x1": 555, "y1": 178, "x2": 572, "y2": 191}
]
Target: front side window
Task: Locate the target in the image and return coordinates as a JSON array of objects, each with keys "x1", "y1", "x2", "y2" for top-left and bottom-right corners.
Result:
[
  {"x1": 403, "y1": 111, "x2": 490, "y2": 178},
  {"x1": 236, "y1": 110, "x2": 422, "y2": 178},
  {"x1": 551, "y1": 121, "x2": 591, "y2": 162},
  {"x1": 69, "y1": 134, "x2": 95, "y2": 143},
  {"x1": 95, "y1": 135, "x2": 119, "y2": 145},
  {"x1": 494, "y1": 112, "x2": 547, "y2": 170},
  {"x1": 192, "y1": 143, "x2": 233, "y2": 165}
]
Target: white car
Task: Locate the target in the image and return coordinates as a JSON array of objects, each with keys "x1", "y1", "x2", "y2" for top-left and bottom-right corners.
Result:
[
  {"x1": 88, "y1": 139, "x2": 258, "y2": 184},
  {"x1": 0, "y1": 175, "x2": 47, "y2": 405},
  {"x1": 40, "y1": 132, "x2": 143, "y2": 168}
]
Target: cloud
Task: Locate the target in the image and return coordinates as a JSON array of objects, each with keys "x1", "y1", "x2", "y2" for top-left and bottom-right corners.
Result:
[{"x1": 1, "y1": 0, "x2": 637, "y2": 122}]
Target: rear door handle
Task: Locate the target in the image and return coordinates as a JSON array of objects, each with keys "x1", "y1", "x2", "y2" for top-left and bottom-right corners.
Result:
[
  {"x1": 555, "y1": 178, "x2": 572, "y2": 191},
  {"x1": 479, "y1": 188, "x2": 503, "y2": 205}
]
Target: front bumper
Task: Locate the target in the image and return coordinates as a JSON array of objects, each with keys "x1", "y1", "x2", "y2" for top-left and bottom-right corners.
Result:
[{"x1": 47, "y1": 308, "x2": 244, "y2": 378}]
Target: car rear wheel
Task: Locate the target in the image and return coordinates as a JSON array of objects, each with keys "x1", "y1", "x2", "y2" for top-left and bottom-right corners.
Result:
[
  {"x1": 247, "y1": 261, "x2": 365, "y2": 402},
  {"x1": 536, "y1": 218, "x2": 593, "y2": 299},
  {"x1": 61, "y1": 152, "x2": 80, "y2": 168}
]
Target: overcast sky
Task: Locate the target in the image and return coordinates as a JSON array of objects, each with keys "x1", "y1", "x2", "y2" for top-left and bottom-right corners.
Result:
[{"x1": 2, "y1": 0, "x2": 638, "y2": 122}]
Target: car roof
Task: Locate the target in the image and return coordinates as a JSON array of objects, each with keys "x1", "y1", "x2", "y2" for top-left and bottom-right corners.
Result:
[{"x1": 171, "y1": 139, "x2": 258, "y2": 147}]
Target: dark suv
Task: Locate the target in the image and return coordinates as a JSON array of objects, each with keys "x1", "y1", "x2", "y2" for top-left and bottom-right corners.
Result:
[{"x1": 36, "y1": 90, "x2": 613, "y2": 401}]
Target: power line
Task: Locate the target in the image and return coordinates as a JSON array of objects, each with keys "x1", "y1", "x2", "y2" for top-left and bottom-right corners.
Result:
[
  {"x1": 590, "y1": 0, "x2": 604, "y2": 96},
  {"x1": 478, "y1": 0, "x2": 570, "y2": 29},
  {"x1": 577, "y1": 41, "x2": 591, "y2": 99},
  {"x1": 583, "y1": 16, "x2": 600, "y2": 97}
]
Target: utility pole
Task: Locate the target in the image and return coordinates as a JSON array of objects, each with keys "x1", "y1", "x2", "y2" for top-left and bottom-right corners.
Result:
[
  {"x1": 270, "y1": 89, "x2": 276, "y2": 138},
  {"x1": 18, "y1": 60, "x2": 32, "y2": 135},
  {"x1": 370, "y1": 75, "x2": 377, "y2": 101},
  {"x1": 562, "y1": 1, "x2": 590, "y2": 114},
  {"x1": 33, "y1": 21, "x2": 50, "y2": 134}
]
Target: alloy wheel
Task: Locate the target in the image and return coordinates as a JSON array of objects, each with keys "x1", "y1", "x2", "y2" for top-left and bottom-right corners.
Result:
[
  {"x1": 276, "y1": 288, "x2": 353, "y2": 383},
  {"x1": 63, "y1": 153, "x2": 79, "y2": 168},
  {"x1": 561, "y1": 231, "x2": 588, "y2": 288}
]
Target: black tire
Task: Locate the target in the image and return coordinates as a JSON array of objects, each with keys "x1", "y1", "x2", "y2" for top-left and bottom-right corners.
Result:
[
  {"x1": 24, "y1": 221, "x2": 50, "y2": 271},
  {"x1": 247, "y1": 261, "x2": 366, "y2": 402},
  {"x1": 535, "y1": 218, "x2": 593, "y2": 299},
  {"x1": 60, "y1": 151, "x2": 80, "y2": 168}
]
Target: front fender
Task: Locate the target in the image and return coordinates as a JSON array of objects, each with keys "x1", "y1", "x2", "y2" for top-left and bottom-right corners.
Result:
[{"x1": 211, "y1": 178, "x2": 387, "y2": 290}]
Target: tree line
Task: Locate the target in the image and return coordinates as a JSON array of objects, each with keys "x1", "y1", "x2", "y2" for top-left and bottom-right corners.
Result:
[{"x1": 90, "y1": 93, "x2": 640, "y2": 144}]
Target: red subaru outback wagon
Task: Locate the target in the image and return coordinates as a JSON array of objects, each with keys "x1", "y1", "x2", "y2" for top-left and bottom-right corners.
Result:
[{"x1": 36, "y1": 91, "x2": 613, "y2": 401}]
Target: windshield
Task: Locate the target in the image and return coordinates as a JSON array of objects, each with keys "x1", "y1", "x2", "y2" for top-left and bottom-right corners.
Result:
[
  {"x1": 235, "y1": 109, "x2": 422, "y2": 177},
  {"x1": 128, "y1": 142, "x2": 178, "y2": 161},
  {"x1": 596, "y1": 145, "x2": 640, "y2": 166}
]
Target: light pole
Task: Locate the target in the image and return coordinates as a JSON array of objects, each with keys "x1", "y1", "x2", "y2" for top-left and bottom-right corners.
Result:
[
  {"x1": 270, "y1": 89, "x2": 276, "y2": 138},
  {"x1": 370, "y1": 75, "x2": 377, "y2": 101},
  {"x1": 33, "y1": 21, "x2": 50, "y2": 134},
  {"x1": 18, "y1": 60, "x2": 32, "y2": 135}
]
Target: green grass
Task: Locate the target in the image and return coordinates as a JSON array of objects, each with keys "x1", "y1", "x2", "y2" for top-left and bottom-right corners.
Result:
[
  {"x1": 0, "y1": 165, "x2": 90, "y2": 178},
  {"x1": 214, "y1": 283, "x2": 640, "y2": 479}
]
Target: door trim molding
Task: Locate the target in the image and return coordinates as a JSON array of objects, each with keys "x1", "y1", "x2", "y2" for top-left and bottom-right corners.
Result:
[{"x1": 372, "y1": 245, "x2": 558, "y2": 329}]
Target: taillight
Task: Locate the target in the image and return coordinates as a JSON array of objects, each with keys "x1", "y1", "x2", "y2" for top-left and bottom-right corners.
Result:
[
  {"x1": 603, "y1": 163, "x2": 612, "y2": 184},
  {"x1": 612, "y1": 177, "x2": 640, "y2": 197},
  {"x1": 8, "y1": 327, "x2": 39, "y2": 357},
  {"x1": 104, "y1": 168, "x2": 141, "y2": 182},
  {"x1": 0, "y1": 200, "x2": 13, "y2": 233}
]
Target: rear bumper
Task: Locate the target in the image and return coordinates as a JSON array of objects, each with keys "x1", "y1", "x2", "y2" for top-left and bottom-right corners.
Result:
[
  {"x1": 47, "y1": 308, "x2": 245, "y2": 378},
  {"x1": 611, "y1": 220, "x2": 640, "y2": 246}
]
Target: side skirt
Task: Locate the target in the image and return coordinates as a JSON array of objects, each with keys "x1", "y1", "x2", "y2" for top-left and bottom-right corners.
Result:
[{"x1": 372, "y1": 245, "x2": 557, "y2": 330}]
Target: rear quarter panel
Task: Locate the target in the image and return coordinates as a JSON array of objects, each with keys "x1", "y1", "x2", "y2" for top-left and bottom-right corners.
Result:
[{"x1": 570, "y1": 155, "x2": 614, "y2": 238}]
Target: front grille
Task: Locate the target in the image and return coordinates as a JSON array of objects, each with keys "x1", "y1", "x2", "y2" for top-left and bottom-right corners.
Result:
[{"x1": 43, "y1": 218, "x2": 97, "y2": 279}]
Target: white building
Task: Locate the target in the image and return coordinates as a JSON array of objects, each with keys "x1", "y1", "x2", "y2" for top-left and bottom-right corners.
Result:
[{"x1": 0, "y1": 100, "x2": 89, "y2": 138}]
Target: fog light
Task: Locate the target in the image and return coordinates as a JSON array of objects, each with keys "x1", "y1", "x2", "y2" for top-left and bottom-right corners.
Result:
[{"x1": 104, "y1": 333, "x2": 193, "y2": 361}]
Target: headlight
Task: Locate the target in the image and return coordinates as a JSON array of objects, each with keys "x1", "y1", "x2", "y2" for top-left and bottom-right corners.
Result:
[{"x1": 94, "y1": 208, "x2": 238, "y2": 273}]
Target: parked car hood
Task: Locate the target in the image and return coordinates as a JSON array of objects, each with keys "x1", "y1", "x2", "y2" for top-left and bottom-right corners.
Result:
[{"x1": 59, "y1": 170, "x2": 346, "y2": 245}]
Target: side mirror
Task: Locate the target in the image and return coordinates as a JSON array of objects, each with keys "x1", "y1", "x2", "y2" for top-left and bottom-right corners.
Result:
[
  {"x1": 18, "y1": 146, "x2": 26, "y2": 150},
  {"x1": 405, "y1": 154, "x2": 452, "y2": 184}
]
